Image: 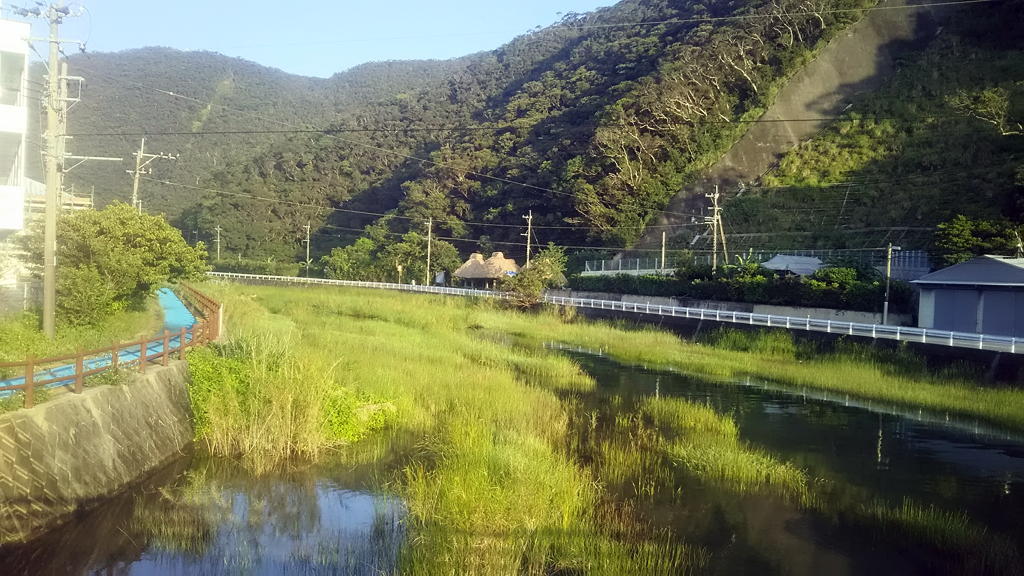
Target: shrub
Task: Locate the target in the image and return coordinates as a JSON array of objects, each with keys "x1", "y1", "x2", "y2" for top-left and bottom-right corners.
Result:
[
  {"x1": 567, "y1": 264, "x2": 913, "y2": 314},
  {"x1": 56, "y1": 265, "x2": 115, "y2": 327}
]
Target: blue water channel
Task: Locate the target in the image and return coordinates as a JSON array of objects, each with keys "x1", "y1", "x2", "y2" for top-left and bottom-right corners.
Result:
[{"x1": 0, "y1": 288, "x2": 197, "y2": 397}]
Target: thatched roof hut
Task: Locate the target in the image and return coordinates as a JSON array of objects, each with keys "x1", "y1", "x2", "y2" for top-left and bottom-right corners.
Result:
[{"x1": 454, "y1": 252, "x2": 520, "y2": 288}]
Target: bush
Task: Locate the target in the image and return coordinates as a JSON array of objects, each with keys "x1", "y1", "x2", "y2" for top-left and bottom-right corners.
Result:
[
  {"x1": 213, "y1": 258, "x2": 302, "y2": 277},
  {"x1": 566, "y1": 263, "x2": 914, "y2": 314},
  {"x1": 56, "y1": 265, "x2": 115, "y2": 327}
]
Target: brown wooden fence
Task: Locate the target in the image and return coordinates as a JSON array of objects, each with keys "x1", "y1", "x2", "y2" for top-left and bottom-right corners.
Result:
[{"x1": 0, "y1": 284, "x2": 221, "y2": 410}]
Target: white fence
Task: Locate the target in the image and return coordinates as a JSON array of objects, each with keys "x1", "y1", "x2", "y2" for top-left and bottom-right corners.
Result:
[{"x1": 208, "y1": 272, "x2": 1024, "y2": 355}]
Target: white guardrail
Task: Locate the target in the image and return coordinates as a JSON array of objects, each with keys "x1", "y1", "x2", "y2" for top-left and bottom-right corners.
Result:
[{"x1": 208, "y1": 272, "x2": 1024, "y2": 355}]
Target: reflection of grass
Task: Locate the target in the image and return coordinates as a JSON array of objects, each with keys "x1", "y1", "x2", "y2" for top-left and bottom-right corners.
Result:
[
  {"x1": 197, "y1": 284, "x2": 705, "y2": 573},
  {"x1": 195, "y1": 284, "x2": 1022, "y2": 573},
  {"x1": 480, "y1": 308, "x2": 1024, "y2": 431},
  {"x1": 129, "y1": 492, "x2": 214, "y2": 556}
]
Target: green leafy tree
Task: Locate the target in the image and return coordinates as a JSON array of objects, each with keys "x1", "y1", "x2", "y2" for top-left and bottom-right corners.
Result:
[
  {"x1": 500, "y1": 244, "x2": 568, "y2": 306},
  {"x1": 321, "y1": 238, "x2": 380, "y2": 281},
  {"x1": 932, "y1": 215, "x2": 1022, "y2": 268},
  {"x1": 21, "y1": 203, "x2": 209, "y2": 323}
]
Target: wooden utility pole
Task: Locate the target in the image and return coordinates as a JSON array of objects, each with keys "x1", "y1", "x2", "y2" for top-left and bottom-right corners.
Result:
[
  {"x1": 127, "y1": 138, "x2": 176, "y2": 214},
  {"x1": 523, "y1": 210, "x2": 534, "y2": 267},
  {"x1": 215, "y1": 226, "x2": 222, "y2": 261},
  {"x1": 425, "y1": 217, "x2": 433, "y2": 285},
  {"x1": 303, "y1": 223, "x2": 311, "y2": 277}
]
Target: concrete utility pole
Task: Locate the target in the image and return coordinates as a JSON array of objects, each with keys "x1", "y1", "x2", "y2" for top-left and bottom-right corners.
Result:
[
  {"x1": 661, "y1": 231, "x2": 667, "y2": 274},
  {"x1": 883, "y1": 243, "x2": 901, "y2": 325},
  {"x1": 214, "y1": 226, "x2": 222, "y2": 261},
  {"x1": 705, "y1": 187, "x2": 728, "y2": 274},
  {"x1": 127, "y1": 138, "x2": 176, "y2": 214},
  {"x1": 42, "y1": 5, "x2": 61, "y2": 339},
  {"x1": 522, "y1": 210, "x2": 533, "y2": 267},
  {"x1": 303, "y1": 223, "x2": 311, "y2": 277},
  {"x1": 425, "y1": 217, "x2": 432, "y2": 285}
]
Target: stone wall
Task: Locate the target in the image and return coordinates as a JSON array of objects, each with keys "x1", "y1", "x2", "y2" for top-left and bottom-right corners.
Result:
[{"x1": 0, "y1": 361, "x2": 193, "y2": 544}]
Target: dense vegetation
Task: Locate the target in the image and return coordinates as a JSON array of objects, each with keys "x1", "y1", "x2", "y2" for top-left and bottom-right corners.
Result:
[
  {"x1": 54, "y1": 0, "x2": 877, "y2": 265},
  {"x1": 569, "y1": 261, "x2": 914, "y2": 313},
  {"x1": 719, "y1": 1, "x2": 1024, "y2": 252},
  {"x1": 183, "y1": 283, "x2": 1024, "y2": 572},
  {"x1": 18, "y1": 203, "x2": 208, "y2": 326}
]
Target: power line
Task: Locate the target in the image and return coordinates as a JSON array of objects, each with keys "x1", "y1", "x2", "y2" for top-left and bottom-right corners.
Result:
[{"x1": 140, "y1": 176, "x2": 705, "y2": 232}]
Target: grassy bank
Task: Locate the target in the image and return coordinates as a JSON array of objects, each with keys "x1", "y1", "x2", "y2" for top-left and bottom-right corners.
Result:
[
  {"x1": 186, "y1": 283, "x2": 1024, "y2": 572},
  {"x1": 0, "y1": 298, "x2": 163, "y2": 365},
  {"x1": 477, "y1": 308, "x2": 1024, "y2": 432}
]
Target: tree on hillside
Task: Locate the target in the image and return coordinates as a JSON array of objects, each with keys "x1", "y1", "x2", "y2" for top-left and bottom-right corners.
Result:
[
  {"x1": 20, "y1": 203, "x2": 209, "y2": 325},
  {"x1": 931, "y1": 215, "x2": 1023, "y2": 269}
]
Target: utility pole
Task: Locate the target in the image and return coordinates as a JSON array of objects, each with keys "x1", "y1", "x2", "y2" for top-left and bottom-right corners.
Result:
[
  {"x1": 883, "y1": 244, "x2": 901, "y2": 325},
  {"x1": 425, "y1": 217, "x2": 433, "y2": 285},
  {"x1": 127, "y1": 138, "x2": 176, "y2": 214},
  {"x1": 705, "y1": 187, "x2": 728, "y2": 273},
  {"x1": 303, "y1": 223, "x2": 311, "y2": 277},
  {"x1": 661, "y1": 231, "x2": 667, "y2": 274},
  {"x1": 42, "y1": 4, "x2": 62, "y2": 339},
  {"x1": 215, "y1": 226, "x2": 222, "y2": 262},
  {"x1": 522, "y1": 210, "x2": 534, "y2": 267},
  {"x1": 19, "y1": 4, "x2": 115, "y2": 337}
]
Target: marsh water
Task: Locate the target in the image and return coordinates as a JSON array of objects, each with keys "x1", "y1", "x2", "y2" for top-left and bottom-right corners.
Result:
[{"x1": 4, "y1": 350, "x2": 1024, "y2": 574}]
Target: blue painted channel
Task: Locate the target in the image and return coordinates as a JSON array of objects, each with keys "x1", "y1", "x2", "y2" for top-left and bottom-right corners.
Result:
[{"x1": 0, "y1": 288, "x2": 198, "y2": 398}]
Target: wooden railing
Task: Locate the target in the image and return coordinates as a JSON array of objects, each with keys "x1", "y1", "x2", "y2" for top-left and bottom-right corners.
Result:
[
  {"x1": 179, "y1": 282, "x2": 223, "y2": 342},
  {"x1": 0, "y1": 285, "x2": 221, "y2": 410}
]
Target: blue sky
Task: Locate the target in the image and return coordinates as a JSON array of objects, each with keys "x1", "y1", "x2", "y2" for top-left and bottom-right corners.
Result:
[{"x1": 6, "y1": 1, "x2": 618, "y2": 78}]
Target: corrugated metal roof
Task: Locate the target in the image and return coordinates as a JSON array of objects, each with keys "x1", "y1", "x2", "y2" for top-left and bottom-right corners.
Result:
[
  {"x1": 761, "y1": 255, "x2": 823, "y2": 276},
  {"x1": 913, "y1": 255, "x2": 1024, "y2": 286}
]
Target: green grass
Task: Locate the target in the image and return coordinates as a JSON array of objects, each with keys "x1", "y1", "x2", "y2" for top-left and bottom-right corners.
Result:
[
  {"x1": 190, "y1": 283, "x2": 1024, "y2": 572},
  {"x1": 479, "y1": 308, "x2": 1024, "y2": 432},
  {"x1": 0, "y1": 297, "x2": 163, "y2": 365},
  {"x1": 195, "y1": 284, "x2": 710, "y2": 573}
]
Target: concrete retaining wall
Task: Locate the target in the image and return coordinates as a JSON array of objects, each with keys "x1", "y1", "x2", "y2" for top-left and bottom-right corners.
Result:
[
  {"x1": 0, "y1": 361, "x2": 193, "y2": 544},
  {"x1": 547, "y1": 289, "x2": 914, "y2": 326}
]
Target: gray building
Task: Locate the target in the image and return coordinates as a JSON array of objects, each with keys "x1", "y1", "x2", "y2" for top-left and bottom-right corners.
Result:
[{"x1": 913, "y1": 256, "x2": 1024, "y2": 336}]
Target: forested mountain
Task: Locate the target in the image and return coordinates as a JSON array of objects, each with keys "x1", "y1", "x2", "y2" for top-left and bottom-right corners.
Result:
[
  {"x1": 717, "y1": 0, "x2": 1024, "y2": 252},
  {"x1": 44, "y1": 48, "x2": 475, "y2": 217},
  {"x1": 46, "y1": 0, "x2": 1023, "y2": 268}
]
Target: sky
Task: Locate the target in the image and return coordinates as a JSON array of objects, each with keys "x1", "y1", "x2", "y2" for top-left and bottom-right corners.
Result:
[{"x1": 3, "y1": 0, "x2": 619, "y2": 78}]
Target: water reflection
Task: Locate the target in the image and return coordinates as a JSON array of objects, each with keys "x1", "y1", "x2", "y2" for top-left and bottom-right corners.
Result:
[
  {"x1": 0, "y1": 455, "x2": 404, "y2": 576},
  {"x1": 554, "y1": 345, "x2": 1024, "y2": 574}
]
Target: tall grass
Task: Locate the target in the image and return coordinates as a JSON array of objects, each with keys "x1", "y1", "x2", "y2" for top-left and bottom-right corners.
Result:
[
  {"x1": 0, "y1": 297, "x2": 163, "y2": 365},
  {"x1": 193, "y1": 283, "x2": 1024, "y2": 572},
  {"x1": 194, "y1": 284, "x2": 706, "y2": 573},
  {"x1": 477, "y1": 307, "x2": 1024, "y2": 431}
]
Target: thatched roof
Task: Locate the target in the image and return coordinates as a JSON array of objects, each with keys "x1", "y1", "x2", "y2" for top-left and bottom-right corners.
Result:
[{"x1": 454, "y1": 252, "x2": 521, "y2": 280}]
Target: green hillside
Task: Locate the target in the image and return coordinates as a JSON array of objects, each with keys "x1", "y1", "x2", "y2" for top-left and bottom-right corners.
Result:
[
  {"x1": 719, "y1": 1, "x2": 1024, "y2": 252},
  {"x1": 48, "y1": 48, "x2": 475, "y2": 219},
  {"x1": 179, "y1": 0, "x2": 876, "y2": 262},
  {"x1": 47, "y1": 0, "x2": 1024, "y2": 267}
]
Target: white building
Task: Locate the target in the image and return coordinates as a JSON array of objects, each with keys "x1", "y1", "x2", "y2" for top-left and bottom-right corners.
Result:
[{"x1": 0, "y1": 10, "x2": 30, "y2": 285}]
